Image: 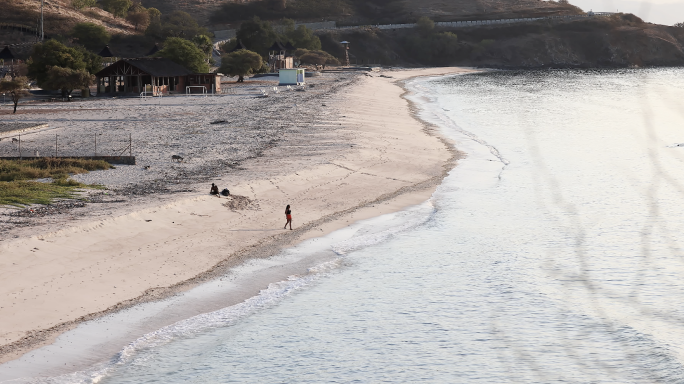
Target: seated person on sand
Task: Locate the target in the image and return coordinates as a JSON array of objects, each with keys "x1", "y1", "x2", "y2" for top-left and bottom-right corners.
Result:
[{"x1": 210, "y1": 183, "x2": 220, "y2": 197}]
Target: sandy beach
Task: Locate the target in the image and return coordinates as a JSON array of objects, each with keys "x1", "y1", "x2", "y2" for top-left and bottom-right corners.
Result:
[{"x1": 0, "y1": 67, "x2": 476, "y2": 365}]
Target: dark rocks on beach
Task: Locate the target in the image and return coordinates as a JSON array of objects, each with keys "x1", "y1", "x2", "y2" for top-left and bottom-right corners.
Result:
[
  {"x1": 8, "y1": 201, "x2": 87, "y2": 218},
  {"x1": 114, "y1": 181, "x2": 171, "y2": 196}
]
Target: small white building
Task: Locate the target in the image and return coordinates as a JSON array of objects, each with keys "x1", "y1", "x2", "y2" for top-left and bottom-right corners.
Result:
[{"x1": 279, "y1": 69, "x2": 305, "y2": 86}]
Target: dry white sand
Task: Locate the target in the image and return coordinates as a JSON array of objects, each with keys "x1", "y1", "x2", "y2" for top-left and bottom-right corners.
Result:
[{"x1": 0, "y1": 67, "x2": 476, "y2": 363}]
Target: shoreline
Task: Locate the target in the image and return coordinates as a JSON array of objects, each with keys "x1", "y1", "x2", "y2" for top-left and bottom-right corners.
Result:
[{"x1": 0, "y1": 67, "x2": 476, "y2": 370}]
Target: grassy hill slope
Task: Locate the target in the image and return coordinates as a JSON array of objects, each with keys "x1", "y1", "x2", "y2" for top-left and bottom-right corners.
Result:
[{"x1": 0, "y1": 0, "x2": 135, "y2": 38}]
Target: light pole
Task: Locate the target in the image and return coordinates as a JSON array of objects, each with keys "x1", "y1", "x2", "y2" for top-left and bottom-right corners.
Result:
[
  {"x1": 340, "y1": 41, "x2": 350, "y2": 67},
  {"x1": 40, "y1": 0, "x2": 44, "y2": 41}
]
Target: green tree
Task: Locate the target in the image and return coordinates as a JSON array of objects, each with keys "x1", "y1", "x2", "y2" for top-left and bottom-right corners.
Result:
[
  {"x1": 156, "y1": 37, "x2": 210, "y2": 73},
  {"x1": 0, "y1": 76, "x2": 30, "y2": 114},
  {"x1": 236, "y1": 17, "x2": 279, "y2": 57},
  {"x1": 282, "y1": 20, "x2": 321, "y2": 51},
  {"x1": 144, "y1": 7, "x2": 163, "y2": 37},
  {"x1": 27, "y1": 39, "x2": 102, "y2": 86},
  {"x1": 299, "y1": 50, "x2": 340, "y2": 69},
  {"x1": 42, "y1": 66, "x2": 94, "y2": 100},
  {"x1": 218, "y1": 49, "x2": 263, "y2": 82},
  {"x1": 147, "y1": 7, "x2": 162, "y2": 22},
  {"x1": 100, "y1": 0, "x2": 132, "y2": 17},
  {"x1": 103, "y1": 0, "x2": 132, "y2": 17},
  {"x1": 193, "y1": 34, "x2": 214, "y2": 56},
  {"x1": 71, "y1": 22, "x2": 110, "y2": 51},
  {"x1": 72, "y1": 0, "x2": 97, "y2": 9}
]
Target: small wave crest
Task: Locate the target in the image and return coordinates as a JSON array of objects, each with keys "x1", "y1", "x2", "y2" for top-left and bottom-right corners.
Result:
[{"x1": 331, "y1": 202, "x2": 435, "y2": 255}]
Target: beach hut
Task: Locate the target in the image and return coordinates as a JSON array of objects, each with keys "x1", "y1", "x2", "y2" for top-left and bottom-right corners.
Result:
[
  {"x1": 98, "y1": 45, "x2": 117, "y2": 65},
  {"x1": 269, "y1": 42, "x2": 292, "y2": 71},
  {"x1": 0, "y1": 46, "x2": 15, "y2": 66},
  {"x1": 229, "y1": 40, "x2": 247, "y2": 53},
  {"x1": 279, "y1": 68, "x2": 305, "y2": 86},
  {"x1": 98, "y1": 45, "x2": 115, "y2": 58},
  {"x1": 94, "y1": 58, "x2": 192, "y2": 96},
  {"x1": 146, "y1": 44, "x2": 160, "y2": 56}
]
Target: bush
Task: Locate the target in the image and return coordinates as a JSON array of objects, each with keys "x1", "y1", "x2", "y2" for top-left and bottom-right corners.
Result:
[
  {"x1": 299, "y1": 50, "x2": 340, "y2": 68},
  {"x1": 0, "y1": 158, "x2": 112, "y2": 182},
  {"x1": 99, "y1": 0, "x2": 132, "y2": 17},
  {"x1": 72, "y1": 0, "x2": 97, "y2": 9},
  {"x1": 416, "y1": 16, "x2": 435, "y2": 34},
  {"x1": 71, "y1": 22, "x2": 110, "y2": 51}
]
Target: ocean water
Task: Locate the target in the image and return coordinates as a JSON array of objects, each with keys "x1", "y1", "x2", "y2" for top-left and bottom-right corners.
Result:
[{"x1": 5, "y1": 68, "x2": 684, "y2": 383}]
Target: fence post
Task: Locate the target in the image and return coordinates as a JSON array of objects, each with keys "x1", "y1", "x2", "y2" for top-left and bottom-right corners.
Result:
[
  {"x1": 18, "y1": 134, "x2": 21, "y2": 159},
  {"x1": 95, "y1": 133, "x2": 97, "y2": 156},
  {"x1": 129, "y1": 133, "x2": 132, "y2": 157},
  {"x1": 55, "y1": 133, "x2": 57, "y2": 157}
]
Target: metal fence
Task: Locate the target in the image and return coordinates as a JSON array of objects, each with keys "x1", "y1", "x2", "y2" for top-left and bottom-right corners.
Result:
[{"x1": 0, "y1": 132, "x2": 134, "y2": 161}]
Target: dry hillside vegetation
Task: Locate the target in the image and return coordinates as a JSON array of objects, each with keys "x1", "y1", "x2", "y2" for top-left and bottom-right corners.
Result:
[
  {"x1": 0, "y1": 0, "x2": 135, "y2": 36},
  {"x1": 142, "y1": 0, "x2": 227, "y2": 25},
  {"x1": 148, "y1": 0, "x2": 581, "y2": 25}
]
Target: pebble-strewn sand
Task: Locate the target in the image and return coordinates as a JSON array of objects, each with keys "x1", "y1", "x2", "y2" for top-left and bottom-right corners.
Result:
[{"x1": 0, "y1": 67, "x2": 476, "y2": 365}]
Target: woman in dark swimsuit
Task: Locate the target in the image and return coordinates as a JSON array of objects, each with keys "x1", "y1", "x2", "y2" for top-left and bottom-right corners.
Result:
[{"x1": 284, "y1": 205, "x2": 292, "y2": 230}]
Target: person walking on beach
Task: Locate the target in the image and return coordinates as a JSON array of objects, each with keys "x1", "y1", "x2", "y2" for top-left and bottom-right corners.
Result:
[{"x1": 284, "y1": 205, "x2": 292, "y2": 230}]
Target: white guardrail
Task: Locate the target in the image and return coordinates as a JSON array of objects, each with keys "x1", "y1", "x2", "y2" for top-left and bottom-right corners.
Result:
[{"x1": 335, "y1": 12, "x2": 616, "y2": 31}]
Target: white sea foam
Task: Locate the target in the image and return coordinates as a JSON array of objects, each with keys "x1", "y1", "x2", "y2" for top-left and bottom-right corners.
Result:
[{"x1": 330, "y1": 201, "x2": 435, "y2": 255}]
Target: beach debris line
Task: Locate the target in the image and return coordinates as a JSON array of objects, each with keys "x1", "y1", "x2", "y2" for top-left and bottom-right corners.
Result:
[
  {"x1": 8, "y1": 201, "x2": 87, "y2": 217},
  {"x1": 222, "y1": 195, "x2": 258, "y2": 211}
]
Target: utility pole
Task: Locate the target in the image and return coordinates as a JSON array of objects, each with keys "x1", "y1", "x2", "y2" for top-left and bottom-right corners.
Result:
[{"x1": 40, "y1": 0, "x2": 44, "y2": 41}]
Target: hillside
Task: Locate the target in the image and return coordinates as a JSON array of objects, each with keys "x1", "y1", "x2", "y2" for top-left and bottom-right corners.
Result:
[
  {"x1": 0, "y1": 0, "x2": 135, "y2": 38},
  {"x1": 141, "y1": 0, "x2": 581, "y2": 26},
  {"x1": 0, "y1": 0, "x2": 581, "y2": 41},
  {"x1": 316, "y1": 14, "x2": 684, "y2": 68}
]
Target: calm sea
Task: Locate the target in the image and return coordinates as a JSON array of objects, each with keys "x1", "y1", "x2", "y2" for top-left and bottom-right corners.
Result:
[{"x1": 3, "y1": 68, "x2": 684, "y2": 383}]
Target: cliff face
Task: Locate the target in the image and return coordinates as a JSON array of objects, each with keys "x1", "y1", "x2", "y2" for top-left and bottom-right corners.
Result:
[{"x1": 469, "y1": 19, "x2": 684, "y2": 68}]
